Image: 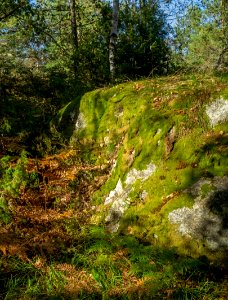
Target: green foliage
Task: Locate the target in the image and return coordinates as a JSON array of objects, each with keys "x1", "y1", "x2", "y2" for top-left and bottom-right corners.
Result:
[
  {"x1": 0, "y1": 220, "x2": 226, "y2": 299},
  {"x1": 173, "y1": 0, "x2": 228, "y2": 72},
  {"x1": 0, "y1": 3, "x2": 227, "y2": 300},
  {"x1": 0, "y1": 257, "x2": 65, "y2": 300},
  {"x1": 0, "y1": 151, "x2": 42, "y2": 224},
  {"x1": 0, "y1": 197, "x2": 12, "y2": 224},
  {"x1": 61, "y1": 227, "x2": 226, "y2": 299},
  {"x1": 0, "y1": 118, "x2": 12, "y2": 135},
  {"x1": 0, "y1": 151, "x2": 29, "y2": 198},
  {"x1": 117, "y1": 0, "x2": 169, "y2": 77}
]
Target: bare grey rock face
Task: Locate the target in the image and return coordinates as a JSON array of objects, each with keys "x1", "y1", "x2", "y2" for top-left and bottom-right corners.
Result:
[
  {"x1": 105, "y1": 179, "x2": 132, "y2": 232},
  {"x1": 105, "y1": 196, "x2": 131, "y2": 232},
  {"x1": 169, "y1": 176, "x2": 228, "y2": 250},
  {"x1": 125, "y1": 163, "x2": 156, "y2": 185},
  {"x1": 104, "y1": 179, "x2": 125, "y2": 205},
  {"x1": 75, "y1": 113, "x2": 86, "y2": 130},
  {"x1": 105, "y1": 163, "x2": 156, "y2": 232},
  {"x1": 206, "y1": 98, "x2": 228, "y2": 127}
]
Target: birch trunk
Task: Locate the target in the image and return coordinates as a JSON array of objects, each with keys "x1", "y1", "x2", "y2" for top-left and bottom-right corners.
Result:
[
  {"x1": 69, "y1": 0, "x2": 78, "y2": 78},
  {"x1": 109, "y1": 0, "x2": 119, "y2": 81}
]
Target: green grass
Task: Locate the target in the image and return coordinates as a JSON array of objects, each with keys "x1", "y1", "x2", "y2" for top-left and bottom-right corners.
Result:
[{"x1": 0, "y1": 224, "x2": 227, "y2": 299}]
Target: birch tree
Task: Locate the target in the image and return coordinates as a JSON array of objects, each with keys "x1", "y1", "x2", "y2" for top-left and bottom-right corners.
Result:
[
  {"x1": 69, "y1": 0, "x2": 78, "y2": 79},
  {"x1": 109, "y1": 0, "x2": 119, "y2": 81}
]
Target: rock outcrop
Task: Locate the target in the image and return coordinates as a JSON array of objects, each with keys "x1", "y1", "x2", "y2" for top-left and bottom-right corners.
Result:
[
  {"x1": 206, "y1": 97, "x2": 228, "y2": 127},
  {"x1": 105, "y1": 163, "x2": 156, "y2": 232},
  {"x1": 61, "y1": 75, "x2": 228, "y2": 257},
  {"x1": 169, "y1": 176, "x2": 228, "y2": 250}
]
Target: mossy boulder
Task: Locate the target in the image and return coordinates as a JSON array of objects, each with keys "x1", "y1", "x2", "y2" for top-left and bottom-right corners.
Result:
[{"x1": 60, "y1": 74, "x2": 228, "y2": 259}]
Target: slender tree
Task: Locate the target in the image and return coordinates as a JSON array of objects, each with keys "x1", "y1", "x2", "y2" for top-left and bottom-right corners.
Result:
[
  {"x1": 69, "y1": 0, "x2": 79, "y2": 79},
  {"x1": 109, "y1": 0, "x2": 119, "y2": 81}
]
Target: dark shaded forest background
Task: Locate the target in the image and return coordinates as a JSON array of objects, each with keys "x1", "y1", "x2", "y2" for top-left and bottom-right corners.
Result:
[{"x1": 0, "y1": 0, "x2": 227, "y2": 155}]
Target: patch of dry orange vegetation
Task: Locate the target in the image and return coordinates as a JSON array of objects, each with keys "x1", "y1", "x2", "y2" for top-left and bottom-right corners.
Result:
[
  {"x1": 0, "y1": 148, "x2": 110, "y2": 261},
  {"x1": 58, "y1": 264, "x2": 99, "y2": 294}
]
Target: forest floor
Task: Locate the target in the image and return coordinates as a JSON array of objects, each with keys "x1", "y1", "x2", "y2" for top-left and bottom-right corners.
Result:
[
  {"x1": 0, "y1": 148, "x2": 106, "y2": 258},
  {"x1": 1, "y1": 73, "x2": 228, "y2": 299},
  {"x1": 0, "y1": 139, "x2": 227, "y2": 299}
]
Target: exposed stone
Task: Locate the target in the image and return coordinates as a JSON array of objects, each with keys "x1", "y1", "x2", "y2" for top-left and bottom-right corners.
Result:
[
  {"x1": 105, "y1": 163, "x2": 156, "y2": 232},
  {"x1": 104, "y1": 179, "x2": 125, "y2": 205},
  {"x1": 125, "y1": 163, "x2": 156, "y2": 185},
  {"x1": 105, "y1": 179, "x2": 131, "y2": 232},
  {"x1": 75, "y1": 113, "x2": 86, "y2": 131},
  {"x1": 104, "y1": 179, "x2": 132, "y2": 232},
  {"x1": 105, "y1": 197, "x2": 131, "y2": 232},
  {"x1": 111, "y1": 159, "x2": 117, "y2": 172},
  {"x1": 141, "y1": 190, "x2": 148, "y2": 200},
  {"x1": 114, "y1": 107, "x2": 124, "y2": 118},
  {"x1": 169, "y1": 176, "x2": 228, "y2": 250},
  {"x1": 127, "y1": 149, "x2": 135, "y2": 167},
  {"x1": 155, "y1": 128, "x2": 162, "y2": 136},
  {"x1": 206, "y1": 98, "x2": 228, "y2": 127},
  {"x1": 104, "y1": 136, "x2": 110, "y2": 145}
]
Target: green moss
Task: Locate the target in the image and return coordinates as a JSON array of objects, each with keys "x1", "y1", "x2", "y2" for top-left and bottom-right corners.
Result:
[
  {"x1": 201, "y1": 184, "x2": 216, "y2": 197},
  {"x1": 220, "y1": 86, "x2": 228, "y2": 98},
  {"x1": 56, "y1": 74, "x2": 228, "y2": 258}
]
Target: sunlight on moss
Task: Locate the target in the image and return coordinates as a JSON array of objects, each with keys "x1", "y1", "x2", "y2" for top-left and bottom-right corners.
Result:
[{"x1": 63, "y1": 75, "x2": 227, "y2": 261}]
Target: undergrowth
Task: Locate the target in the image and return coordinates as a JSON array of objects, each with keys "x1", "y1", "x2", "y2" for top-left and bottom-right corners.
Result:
[
  {"x1": 0, "y1": 74, "x2": 227, "y2": 299},
  {"x1": 0, "y1": 226, "x2": 226, "y2": 299}
]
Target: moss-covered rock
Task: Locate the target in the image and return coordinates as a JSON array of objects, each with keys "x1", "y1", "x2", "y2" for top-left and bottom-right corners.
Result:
[
  {"x1": 59, "y1": 74, "x2": 228, "y2": 258},
  {"x1": 168, "y1": 176, "x2": 228, "y2": 250}
]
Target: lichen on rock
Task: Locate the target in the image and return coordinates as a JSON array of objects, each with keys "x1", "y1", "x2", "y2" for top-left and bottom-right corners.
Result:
[
  {"x1": 105, "y1": 163, "x2": 156, "y2": 232},
  {"x1": 206, "y1": 97, "x2": 228, "y2": 127},
  {"x1": 104, "y1": 179, "x2": 131, "y2": 232},
  {"x1": 125, "y1": 163, "x2": 156, "y2": 185},
  {"x1": 75, "y1": 113, "x2": 86, "y2": 131},
  {"x1": 169, "y1": 176, "x2": 228, "y2": 250},
  {"x1": 104, "y1": 179, "x2": 125, "y2": 205},
  {"x1": 105, "y1": 195, "x2": 131, "y2": 232}
]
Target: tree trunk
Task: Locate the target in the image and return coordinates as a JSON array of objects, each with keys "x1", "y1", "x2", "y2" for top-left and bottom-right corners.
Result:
[
  {"x1": 215, "y1": 0, "x2": 227, "y2": 71},
  {"x1": 69, "y1": 0, "x2": 78, "y2": 79},
  {"x1": 221, "y1": 0, "x2": 227, "y2": 35},
  {"x1": 109, "y1": 0, "x2": 119, "y2": 81}
]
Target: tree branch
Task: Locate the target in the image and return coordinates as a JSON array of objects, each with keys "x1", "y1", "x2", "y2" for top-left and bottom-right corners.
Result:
[{"x1": 0, "y1": 2, "x2": 27, "y2": 22}]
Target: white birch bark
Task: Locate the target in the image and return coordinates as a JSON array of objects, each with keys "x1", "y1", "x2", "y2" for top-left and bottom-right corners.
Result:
[
  {"x1": 69, "y1": 0, "x2": 78, "y2": 78},
  {"x1": 109, "y1": 0, "x2": 119, "y2": 81}
]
